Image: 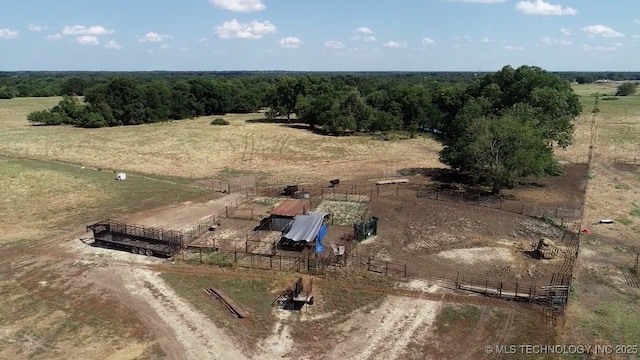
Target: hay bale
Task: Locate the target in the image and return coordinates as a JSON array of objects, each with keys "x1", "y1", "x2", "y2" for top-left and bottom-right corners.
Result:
[{"x1": 536, "y1": 238, "x2": 559, "y2": 259}]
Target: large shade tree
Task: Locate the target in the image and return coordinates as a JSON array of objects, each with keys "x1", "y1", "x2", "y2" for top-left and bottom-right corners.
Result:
[{"x1": 433, "y1": 65, "x2": 582, "y2": 193}]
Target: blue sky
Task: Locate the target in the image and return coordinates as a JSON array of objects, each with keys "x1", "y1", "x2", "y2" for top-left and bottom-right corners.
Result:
[{"x1": 0, "y1": 0, "x2": 638, "y2": 71}]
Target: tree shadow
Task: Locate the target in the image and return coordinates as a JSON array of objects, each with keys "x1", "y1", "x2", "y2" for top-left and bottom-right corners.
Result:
[
  {"x1": 245, "y1": 118, "x2": 292, "y2": 124},
  {"x1": 397, "y1": 167, "x2": 473, "y2": 185},
  {"x1": 523, "y1": 250, "x2": 541, "y2": 260}
]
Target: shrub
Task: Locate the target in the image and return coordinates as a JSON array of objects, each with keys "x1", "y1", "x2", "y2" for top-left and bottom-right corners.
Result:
[
  {"x1": 615, "y1": 82, "x2": 638, "y2": 96},
  {"x1": 210, "y1": 118, "x2": 230, "y2": 126}
]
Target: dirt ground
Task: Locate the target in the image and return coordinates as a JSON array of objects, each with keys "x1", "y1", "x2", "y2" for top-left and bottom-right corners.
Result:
[
  {"x1": 352, "y1": 164, "x2": 586, "y2": 284},
  {"x1": 121, "y1": 193, "x2": 238, "y2": 231}
]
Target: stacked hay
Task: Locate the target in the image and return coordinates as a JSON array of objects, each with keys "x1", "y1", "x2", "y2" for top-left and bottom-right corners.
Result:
[{"x1": 536, "y1": 238, "x2": 559, "y2": 259}]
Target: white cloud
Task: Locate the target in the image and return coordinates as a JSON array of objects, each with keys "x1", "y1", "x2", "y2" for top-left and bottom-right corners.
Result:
[
  {"x1": 354, "y1": 27, "x2": 374, "y2": 34},
  {"x1": 0, "y1": 28, "x2": 19, "y2": 39},
  {"x1": 277, "y1": 36, "x2": 303, "y2": 48},
  {"x1": 560, "y1": 27, "x2": 572, "y2": 36},
  {"x1": 448, "y1": 0, "x2": 506, "y2": 2},
  {"x1": 504, "y1": 45, "x2": 524, "y2": 51},
  {"x1": 351, "y1": 27, "x2": 377, "y2": 42},
  {"x1": 213, "y1": 19, "x2": 276, "y2": 39},
  {"x1": 210, "y1": 0, "x2": 265, "y2": 12},
  {"x1": 198, "y1": 37, "x2": 209, "y2": 42},
  {"x1": 516, "y1": 0, "x2": 577, "y2": 15},
  {"x1": 383, "y1": 41, "x2": 408, "y2": 48},
  {"x1": 581, "y1": 44, "x2": 620, "y2": 52},
  {"x1": 160, "y1": 44, "x2": 171, "y2": 50},
  {"x1": 479, "y1": 37, "x2": 496, "y2": 43},
  {"x1": 45, "y1": 33, "x2": 62, "y2": 41},
  {"x1": 636, "y1": 19, "x2": 640, "y2": 24},
  {"x1": 581, "y1": 25, "x2": 624, "y2": 38},
  {"x1": 28, "y1": 24, "x2": 45, "y2": 32},
  {"x1": 421, "y1": 37, "x2": 436, "y2": 46},
  {"x1": 104, "y1": 40, "x2": 123, "y2": 49},
  {"x1": 62, "y1": 25, "x2": 113, "y2": 36},
  {"x1": 452, "y1": 44, "x2": 462, "y2": 49},
  {"x1": 324, "y1": 40, "x2": 345, "y2": 49},
  {"x1": 179, "y1": 47, "x2": 191, "y2": 52},
  {"x1": 138, "y1": 32, "x2": 172, "y2": 42},
  {"x1": 146, "y1": 50, "x2": 154, "y2": 54},
  {"x1": 540, "y1": 37, "x2": 571, "y2": 46},
  {"x1": 76, "y1": 35, "x2": 99, "y2": 45}
]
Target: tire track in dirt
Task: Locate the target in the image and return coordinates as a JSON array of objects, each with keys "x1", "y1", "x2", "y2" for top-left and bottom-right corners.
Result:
[
  {"x1": 325, "y1": 295, "x2": 441, "y2": 360},
  {"x1": 119, "y1": 267, "x2": 248, "y2": 360}
]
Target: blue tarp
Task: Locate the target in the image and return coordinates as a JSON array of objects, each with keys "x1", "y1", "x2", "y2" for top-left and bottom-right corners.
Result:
[
  {"x1": 315, "y1": 223, "x2": 328, "y2": 253},
  {"x1": 316, "y1": 223, "x2": 327, "y2": 242}
]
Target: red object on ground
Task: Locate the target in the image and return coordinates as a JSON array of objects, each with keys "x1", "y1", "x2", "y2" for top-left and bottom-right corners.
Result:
[{"x1": 582, "y1": 228, "x2": 591, "y2": 234}]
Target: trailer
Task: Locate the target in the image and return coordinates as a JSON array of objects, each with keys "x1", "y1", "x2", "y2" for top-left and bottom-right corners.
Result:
[{"x1": 87, "y1": 220, "x2": 183, "y2": 258}]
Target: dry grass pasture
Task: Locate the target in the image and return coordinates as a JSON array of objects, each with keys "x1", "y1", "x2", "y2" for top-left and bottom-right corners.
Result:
[
  {"x1": 0, "y1": 98, "x2": 443, "y2": 184},
  {"x1": 561, "y1": 83, "x2": 640, "y2": 351},
  {"x1": 2, "y1": 84, "x2": 639, "y2": 360}
]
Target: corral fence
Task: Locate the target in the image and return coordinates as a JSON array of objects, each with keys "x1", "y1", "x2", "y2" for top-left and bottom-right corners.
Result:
[
  {"x1": 183, "y1": 195, "x2": 255, "y2": 245},
  {"x1": 416, "y1": 188, "x2": 582, "y2": 221},
  {"x1": 612, "y1": 155, "x2": 640, "y2": 166},
  {"x1": 181, "y1": 247, "x2": 349, "y2": 275},
  {"x1": 361, "y1": 255, "x2": 571, "y2": 325},
  {"x1": 254, "y1": 182, "x2": 583, "y2": 221},
  {"x1": 256, "y1": 169, "x2": 402, "y2": 188}
]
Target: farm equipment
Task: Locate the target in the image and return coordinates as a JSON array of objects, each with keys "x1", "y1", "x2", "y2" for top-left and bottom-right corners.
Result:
[
  {"x1": 86, "y1": 220, "x2": 183, "y2": 257},
  {"x1": 272, "y1": 276, "x2": 314, "y2": 310}
]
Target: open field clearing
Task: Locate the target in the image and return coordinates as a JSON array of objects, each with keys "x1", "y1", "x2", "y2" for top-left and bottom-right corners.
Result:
[
  {"x1": 0, "y1": 98, "x2": 443, "y2": 184},
  {"x1": 0, "y1": 157, "x2": 206, "y2": 243},
  {"x1": 561, "y1": 84, "x2": 640, "y2": 349},
  {"x1": 0, "y1": 97, "x2": 61, "y2": 129},
  {"x1": 1, "y1": 82, "x2": 637, "y2": 359}
]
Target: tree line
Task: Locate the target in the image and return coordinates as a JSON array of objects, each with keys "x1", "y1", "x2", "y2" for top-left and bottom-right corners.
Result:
[
  {"x1": 25, "y1": 65, "x2": 583, "y2": 193},
  {"x1": 4, "y1": 70, "x2": 640, "y2": 99}
]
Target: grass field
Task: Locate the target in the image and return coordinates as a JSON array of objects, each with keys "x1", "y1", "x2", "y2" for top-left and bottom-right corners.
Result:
[
  {"x1": 562, "y1": 83, "x2": 640, "y2": 352},
  {"x1": 0, "y1": 97, "x2": 443, "y2": 185},
  {"x1": 1, "y1": 85, "x2": 639, "y2": 358},
  {"x1": 0, "y1": 157, "x2": 206, "y2": 243}
]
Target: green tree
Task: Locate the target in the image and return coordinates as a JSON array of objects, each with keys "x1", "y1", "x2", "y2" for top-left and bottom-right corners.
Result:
[
  {"x1": 435, "y1": 65, "x2": 581, "y2": 192},
  {"x1": 444, "y1": 107, "x2": 555, "y2": 194},
  {"x1": 0, "y1": 86, "x2": 15, "y2": 99},
  {"x1": 27, "y1": 110, "x2": 64, "y2": 125},
  {"x1": 268, "y1": 77, "x2": 306, "y2": 120},
  {"x1": 616, "y1": 82, "x2": 638, "y2": 96}
]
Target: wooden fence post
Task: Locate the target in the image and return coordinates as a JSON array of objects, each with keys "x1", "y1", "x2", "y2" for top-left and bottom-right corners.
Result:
[
  {"x1": 455, "y1": 271, "x2": 460, "y2": 288},
  {"x1": 225, "y1": 206, "x2": 228, "y2": 217},
  {"x1": 385, "y1": 261, "x2": 389, "y2": 276},
  {"x1": 404, "y1": 264, "x2": 407, "y2": 278}
]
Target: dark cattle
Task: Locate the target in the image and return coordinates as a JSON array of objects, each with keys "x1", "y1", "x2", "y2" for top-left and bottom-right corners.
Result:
[
  {"x1": 282, "y1": 185, "x2": 299, "y2": 197},
  {"x1": 329, "y1": 179, "x2": 340, "y2": 187}
]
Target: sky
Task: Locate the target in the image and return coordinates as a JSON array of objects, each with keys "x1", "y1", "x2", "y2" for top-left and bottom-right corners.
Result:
[{"x1": 0, "y1": 0, "x2": 638, "y2": 71}]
